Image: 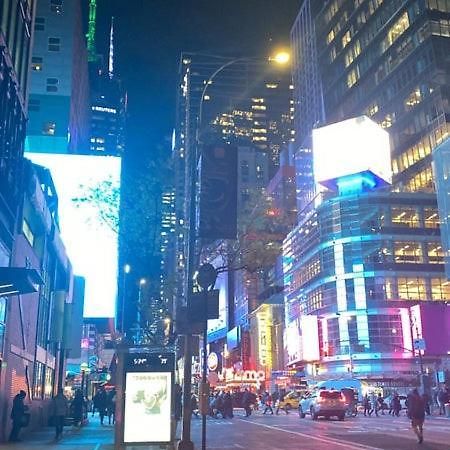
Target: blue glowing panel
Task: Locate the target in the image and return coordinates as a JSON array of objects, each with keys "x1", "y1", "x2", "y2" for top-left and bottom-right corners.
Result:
[{"x1": 27, "y1": 153, "x2": 121, "y2": 318}]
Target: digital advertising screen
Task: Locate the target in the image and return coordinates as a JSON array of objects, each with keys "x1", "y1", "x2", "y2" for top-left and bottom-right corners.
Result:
[
  {"x1": 26, "y1": 153, "x2": 121, "y2": 318},
  {"x1": 124, "y1": 371, "x2": 172, "y2": 443}
]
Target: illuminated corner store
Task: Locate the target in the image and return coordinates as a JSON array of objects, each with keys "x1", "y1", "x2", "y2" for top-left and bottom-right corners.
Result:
[{"x1": 283, "y1": 117, "x2": 450, "y2": 386}]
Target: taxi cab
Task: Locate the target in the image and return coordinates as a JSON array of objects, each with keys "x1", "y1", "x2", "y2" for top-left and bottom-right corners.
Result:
[{"x1": 277, "y1": 391, "x2": 301, "y2": 411}]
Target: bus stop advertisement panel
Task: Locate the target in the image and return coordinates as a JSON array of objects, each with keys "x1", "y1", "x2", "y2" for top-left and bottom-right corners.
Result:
[{"x1": 117, "y1": 351, "x2": 175, "y2": 447}]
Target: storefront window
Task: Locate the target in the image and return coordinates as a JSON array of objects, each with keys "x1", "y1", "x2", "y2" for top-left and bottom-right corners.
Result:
[
  {"x1": 431, "y1": 278, "x2": 450, "y2": 300},
  {"x1": 0, "y1": 296, "x2": 6, "y2": 357},
  {"x1": 397, "y1": 277, "x2": 427, "y2": 300},
  {"x1": 32, "y1": 362, "x2": 44, "y2": 400},
  {"x1": 44, "y1": 367, "x2": 54, "y2": 399}
]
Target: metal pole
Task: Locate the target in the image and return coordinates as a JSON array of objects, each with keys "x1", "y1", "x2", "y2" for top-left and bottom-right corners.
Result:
[{"x1": 201, "y1": 292, "x2": 208, "y2": 450}]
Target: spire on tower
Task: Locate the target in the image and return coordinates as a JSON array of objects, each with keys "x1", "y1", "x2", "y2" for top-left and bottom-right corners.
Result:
[
  {"x1": 87, "y1": 0, "x2": 97, "y2": 62},
  {"x1": 108, "y1": 17, "x2": 115, "y2": 79}
]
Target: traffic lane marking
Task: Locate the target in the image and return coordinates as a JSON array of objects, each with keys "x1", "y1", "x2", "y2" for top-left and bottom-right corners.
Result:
[{"x1": 239, "y1": 418, "x2": 382, "y2": 450}]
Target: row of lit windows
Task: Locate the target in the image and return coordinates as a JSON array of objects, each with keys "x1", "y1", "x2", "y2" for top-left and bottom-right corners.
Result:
[
  {"x1": 405, "y1": 166, "x2": 435, "y2": 192},
  {"x1": 426, "y1": 0, "x2": 450, "y2": 12}
]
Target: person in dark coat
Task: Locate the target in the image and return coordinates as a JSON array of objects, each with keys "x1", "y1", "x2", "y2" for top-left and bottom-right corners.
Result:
[
  {"x1": 107, "y1": 388, "x2": 116, "y2": 425},
  {"x1": 71, "y1": 390, "x2": 85, "y2": 427},
  {"x1": 223, "y1": 392, "x2": 233, "y2": 419},
  {"x1": 9, "y1": 390, "x2": 28, "y2": 442},
  {"x1": 242, "y1": 389, "x2": 252, "y2": 417},
  {"x1": 51, "y1": 389, "x2": 69, "y2": 439},
  {"x1": 94, "y1": 388, "x2": 108, "y2": 425},
  {"x1": 174, "y1": 384, "x2": 183, "y2": 421},
  {"x1": 408, "y1": 389, "x2": 426, "y2": 444}
]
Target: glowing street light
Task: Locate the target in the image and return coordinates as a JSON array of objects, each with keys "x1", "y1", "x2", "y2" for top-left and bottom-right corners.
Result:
[
  {"x1": 270, "y1": 51, "x2": 290, "y2": 65},
  {"x1": 124, "y1": 263, "x2": 131, "y2": 274}
]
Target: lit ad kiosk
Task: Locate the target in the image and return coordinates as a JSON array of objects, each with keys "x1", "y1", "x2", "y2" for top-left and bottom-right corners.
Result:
[{"x1": 115, "y1": 351, "x2": 175, "y2": 448}]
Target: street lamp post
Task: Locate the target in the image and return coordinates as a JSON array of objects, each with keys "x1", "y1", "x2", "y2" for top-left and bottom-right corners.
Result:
[{"x1": 178, "y1": 51, "x2": 290, "y2": 450}]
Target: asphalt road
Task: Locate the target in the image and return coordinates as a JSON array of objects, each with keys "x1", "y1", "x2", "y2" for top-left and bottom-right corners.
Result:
[
  {"x1": 189, "y1": 410, "x2": 450, "y2": 450},
  {"x1": 2, "y1": 410, "x2": 448, "y2": 449}
]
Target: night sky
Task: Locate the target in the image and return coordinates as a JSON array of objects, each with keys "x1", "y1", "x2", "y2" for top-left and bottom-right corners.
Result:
[{"x1": 96, "y1": 0, "x2": 300, "y2": 158}]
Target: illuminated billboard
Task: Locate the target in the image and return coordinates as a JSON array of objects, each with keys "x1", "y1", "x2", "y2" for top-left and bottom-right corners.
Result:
[
  {"x1": 26, "y1": 153, "x2": 121, "y2": 317},
  {"x1": 313, "y1": 116, "x2": 391, "y2": 189},
  {"x1": 124, "y1": 371, "x2": 172, "y2": 443},
  {"x1": 207, "y1": 259, "x2": 228, "y2": 341}
]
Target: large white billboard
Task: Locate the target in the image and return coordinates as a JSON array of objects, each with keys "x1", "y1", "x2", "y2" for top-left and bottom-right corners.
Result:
[
  {"x1": 124, "y1": 372, "x2": 172, "y2": 443},
  {"x1": 26, "y1": 153, "x2": 121, "y2": 318},
  {"x1": 313, "y1": 116, "x2": 391, "y2": 189}
]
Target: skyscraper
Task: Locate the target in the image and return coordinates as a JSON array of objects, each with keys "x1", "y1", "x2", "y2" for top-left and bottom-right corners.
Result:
[
  {"x1": 315, "y1": 0, "x2": 450, "y2": 191},
  {"x1": 1, "y1": 0, "x2": 36, "y2": 256},
  {"x1": 25, "y1": 0, "x2": 90, "y2": 154}
]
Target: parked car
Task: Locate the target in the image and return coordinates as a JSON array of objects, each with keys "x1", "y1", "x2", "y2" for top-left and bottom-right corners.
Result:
[
  {"x1": 277, "y1": 391, "x2": 301, "y2": 411},
  {"x1": 299, "y1": 389, "x2": 347, "y2": 420}
]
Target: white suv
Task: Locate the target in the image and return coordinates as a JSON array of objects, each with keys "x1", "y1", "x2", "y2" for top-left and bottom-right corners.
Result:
[{"x1": 299, "y1": 389, "x2": 346, "y2": 420}]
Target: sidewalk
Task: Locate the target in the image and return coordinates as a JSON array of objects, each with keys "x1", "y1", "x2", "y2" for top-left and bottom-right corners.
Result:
[{"x1": 1, "y1": 415, "x2": 114, "y2": 450}]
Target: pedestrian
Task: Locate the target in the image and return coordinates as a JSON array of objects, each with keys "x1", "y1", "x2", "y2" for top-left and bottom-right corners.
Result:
[
  {"x1": 275, "y1": 391, "x2": 289, "y2": 415},
  {"x1": 9, "y1": 390, "x2": 28, "y2": 442},
  {"x1": 107, "y1": 388, "x2": 116, "y2": 425},
  {"x1": 51, "y1": 389, "x2": 69, "y2": 440},
  {"x1": 242, "y1": 389, "x2": 252, "y2": 417},
  {"x1": 95, "y1": 387, "x2": 107, "y2": 425},
  {"x1": 223, "y1": 392, "x2": 233, "y2": 418},
  {"x1": 363, "y1": 394, "x2": 371, "y2": 416},
  {"x1": 392, "y1": 394, "x2": 401, "y2": 417},
  {"x1": 369, "y1": 392, "x2": 377, "y2": 416},
  {"x1": 437, "y1": 387, "x2": 448, "y2": 415},
  {"x1": 262, "y1": 391, "x2": 274, "y2": 415},
  {"x1": 376, "y1": 393, "x2": 385, "y2": 415},
  {"x1": 71, "y1": 389, "x2": 85, "y2": 427},
  {"x1": 408, "y1": 388, "x2": 426, "y2": 444},
  {"x1": 191, "y1": 393, "x2": 199, "y2": 417}
]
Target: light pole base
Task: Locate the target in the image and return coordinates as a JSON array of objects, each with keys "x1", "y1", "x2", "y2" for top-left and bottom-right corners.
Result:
[{"x1": 177, "y1": 439, "x2": 194, "y2": 450}]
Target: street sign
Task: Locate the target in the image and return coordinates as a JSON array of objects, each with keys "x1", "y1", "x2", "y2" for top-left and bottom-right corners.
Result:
[{"x1": 414, "y1": 338, "x2": 426, "y2": 351}]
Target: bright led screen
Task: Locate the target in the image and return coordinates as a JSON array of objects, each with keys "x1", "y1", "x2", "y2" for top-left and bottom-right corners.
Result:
[
  {"x1": 26, "y1": 153, "x2": 121, "y2": 317},
  {"x1": 124, "y1": 372, "x2": 172, "y2": 443},
  {"x1": 313, "y1": 116, "x2": 391, "y2": 188}
]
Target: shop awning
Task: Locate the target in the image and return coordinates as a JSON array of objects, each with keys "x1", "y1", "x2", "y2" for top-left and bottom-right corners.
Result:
[{"x1": 0, "y1": 267, "x2": 44, "y2": 296}]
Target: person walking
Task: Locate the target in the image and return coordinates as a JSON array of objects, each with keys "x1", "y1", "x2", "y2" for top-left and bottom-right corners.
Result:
[
  {"x1": 71, "y1": 389, "x2": 85, "y2": 427},
  {"x1": 107, "y1": 388, "x2": 116, "y2": 425},
  {"x1": 95, "y1": 387, "x2": 108, "y2": 425},
  {"x1": 437, "y1": 387, "x2": 448, "y2": 415},
  {"x1": 242, "y1": 389, "x2": 252, "y2": 417},
  {"x1": 408, "y1": 389, "x2": 426, "y2": 444},
  {"x1": 363, "y1": 394, "x2": 370, "y2": 416},
  {"x1": 369, "y1": 392, "x2": 377, "y2": 416},
  {"x1": 376, "y1": 393, "x2": 385, "y2": 415},
  {"x1": 262, "y1": 392, "x2": 274, "y2": 415},
  {"x1": 51, "y1": 389, "x2": 69, "y2": 440},
  {"x1": 392, "y1": 393, "x2": 401, "y2": 417},
  {"x1": 191, "y1": 393, "x2": 199, "y2": 417},
  {"x1": 9, "y1": 390, "x2": 28, "y2": 442},
  {"x1": 223, "y1": 392, "x2": 233, "y2": 418},
  {"x1": 422, "y1": 392, "x2": 431, "y2": 416}
]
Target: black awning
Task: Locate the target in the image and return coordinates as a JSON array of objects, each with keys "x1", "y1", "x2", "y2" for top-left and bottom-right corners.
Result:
[{"x1": 0, "y1": 267, "x2": 44, "y2": 296}]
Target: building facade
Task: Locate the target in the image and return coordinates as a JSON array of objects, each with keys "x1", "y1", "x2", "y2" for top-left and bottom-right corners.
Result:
[
  {"x1": 283, "y1": 190, "x2": 449, "y2": 382},
  {"x1": 25, "y1": 0, "x2": 90, "y2": 153},
  {"x1": 0, "y1": 0, "x2": 36, "y2": 260}
]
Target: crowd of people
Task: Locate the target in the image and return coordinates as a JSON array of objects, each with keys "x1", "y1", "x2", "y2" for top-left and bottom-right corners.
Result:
[{"x1": 8, "y1": 386, "x2": 117, "y2": 442}]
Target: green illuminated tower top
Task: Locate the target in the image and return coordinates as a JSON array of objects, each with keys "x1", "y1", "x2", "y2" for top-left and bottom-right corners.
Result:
[{"x1": 87, "y1": 0, "x2": 97, "y2": 62}]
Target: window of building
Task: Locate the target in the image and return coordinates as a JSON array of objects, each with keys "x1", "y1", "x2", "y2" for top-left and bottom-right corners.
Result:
[
  {"x1": 424, "y1": 208, "x2": 440, "y2": 228},
  {"x1": 32, "y1": 362, "x2": 44, "y2": 400},
  {"x1": 34, "y1": 17, "x2": 45, "y2": 31},
  {"x1": 427, "y1": 0, "x2": 450, "y2": 12},
  {"x1": 22, "y1": 219, "x2": 35, "y2": 247},
  {"x1": 31, "y1": 56, "x2": 43, "y2": 71},
  {"x1": 431, "y1": 278, "x2": 450, "y2": 300},
  {"x1": 397, "y1": 277, "x2": 427, "y2": 300},
  {"x1": 42, "y1": 122, "x2": 56, "y2": 135},
  {"x1": 382, "y1": 12, "x2": 410, "y2": 52},
  {"x1": 50, "y1": 0, "x2": 63, "y2": 14},
  {"x1": 46, "y1": 78, "x2": 58, "y2": 92},
  {"x1": 48, "y1": 37, "x2": 60, "y2": 52},
  {"x1": 347, "y1": 67, "x2": 359, "y2": 88},
  {"x1": 394, "y1": 242, "x2": 423, "y2": 263},
  {"x1": 391, "y1": 207, "x2": 420, "y2": 227},
  {"x1": 427, "y1": 243, "x2": 444, "y2": 263},
  {"x1": 44, "y1": 367, "x2": 54, "y2": 399},
  {"x1": 342, "y1": 30, "x2": 352, "y2": 48}
]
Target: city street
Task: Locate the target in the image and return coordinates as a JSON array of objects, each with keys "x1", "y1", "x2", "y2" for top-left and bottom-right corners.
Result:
[{"x1": 3, "y1": 411, "x2": 448, "y2": 450}]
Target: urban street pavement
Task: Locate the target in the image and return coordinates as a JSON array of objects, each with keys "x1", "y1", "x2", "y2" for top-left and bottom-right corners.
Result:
[{"x1": 2, "y1": 410, "x2": 449, "y2": 450}]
